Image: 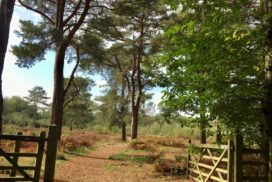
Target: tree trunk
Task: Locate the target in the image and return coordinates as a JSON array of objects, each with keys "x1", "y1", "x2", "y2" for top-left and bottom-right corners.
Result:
[
  {"x1": 121, "y1": 122, "x2": 126, "y2": 142},
  {"x1": 261, "y1": 0, "x2": 272, "y2": 141},
  {"x1": 50, "y1": 44, "x2": 66, "y2": 139},
  {"x1": 216, "y1": 123, "x2": 222, "y2": 144},
  {"x1": 199, "y1": 96, "x2": 206, "y2": 144},
  {"x1": 120, "y1": 77, "x2": 126, "y2": 141},
  {"x1": 259, "y1": 2, "x2": 272, "y2": 168},
  {"x1": 0, "y1": 0, "x2": 15, "y2": 135},
  {"x1": 131, "y1": 105, "x2": 139, "y2": 139},
  {"x1": 200, "y1": 121, "x2": 206, "y2": 144},
  {"x1": 131, "y1": 50, "x2": 142, "y2": 139}
]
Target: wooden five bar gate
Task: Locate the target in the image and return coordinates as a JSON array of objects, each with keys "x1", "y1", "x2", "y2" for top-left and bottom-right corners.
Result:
[
  {"x1": 0, "y1": 131, "x2": 46, "y2": 181},
  {"x1": 187, "y1": 136, "x2": 270, "y2": 182}
]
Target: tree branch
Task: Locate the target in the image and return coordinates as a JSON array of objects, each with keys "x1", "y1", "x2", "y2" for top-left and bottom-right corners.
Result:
[
  {"x1": 63, "y1": 0, "x2": 83, "y2": 26},
  {"x1": 17, "y1": 0, "x2": 55, "y2": 24},
  {"x1": 64, "y1": 46, "x2": 80, "y2": 97},
  {"x1": 67, "y1": 0, "x2": 91, "y2": 40}
]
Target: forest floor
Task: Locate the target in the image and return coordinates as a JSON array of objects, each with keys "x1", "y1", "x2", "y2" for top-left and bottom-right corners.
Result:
[
  {"x1": 0, "y1": 126, "x2": 192, "y2": 181},
  {"x1": 54, "y1": 134, "x2": 190, "y2": 182}
]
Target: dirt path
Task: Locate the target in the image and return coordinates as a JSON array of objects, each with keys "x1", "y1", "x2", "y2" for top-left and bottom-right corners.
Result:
[{"x1": 54, "y1": 142, "x2": 189, "y2": 182}]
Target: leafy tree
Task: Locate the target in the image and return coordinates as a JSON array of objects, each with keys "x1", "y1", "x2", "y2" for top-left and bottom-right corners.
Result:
[
  {"x1": 24, "y1": 86, "x2": 49, "y2": 127},
  {"x1": 3, "y1": 96, "x2": 33, "y2": 126},
  {"x1": 0, "y1": 0, "x2": 15, "y2": 134},
  {"x1": 160, "y1": 0, "x2": 263, "y2": 143},
  {"x1": 94, "y1": 70, "x2": 130, "y2": 130}
]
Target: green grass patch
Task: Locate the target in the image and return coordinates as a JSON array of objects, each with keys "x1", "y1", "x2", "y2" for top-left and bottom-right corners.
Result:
[
  {"x1": 104, "y1": 163, "x2": 116, "y2": 171},
  {"x1": 64, "y1": 146, "x2": 96, "y2": 156},
  {"x1": 109, "y1": 153, "x2": 155, "y2": 163}
]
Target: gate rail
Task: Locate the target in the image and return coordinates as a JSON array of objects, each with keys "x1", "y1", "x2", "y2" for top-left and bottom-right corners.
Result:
[
  {"x1": 0, "y1": 131, "x2": 46, "y2": 182},
  {"x1": 187, "y1": 141, "x2": 230, "y2": 182},
  {"x1": 187, "y1": 136, "x2": 270, "y2": 182}
]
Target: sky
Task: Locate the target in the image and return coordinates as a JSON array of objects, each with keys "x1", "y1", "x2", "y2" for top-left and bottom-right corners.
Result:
[{"x1": 3, "y1": 5, "x2": 163, "y2": 112}]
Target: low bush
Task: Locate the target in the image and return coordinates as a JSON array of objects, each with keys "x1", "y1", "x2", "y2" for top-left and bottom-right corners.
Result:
[{"x1": 60, "y1": 131, "x2": 100, "y2": 152}]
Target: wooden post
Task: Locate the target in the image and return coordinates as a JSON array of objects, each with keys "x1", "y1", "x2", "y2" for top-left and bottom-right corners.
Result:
[
  {"x1": 33, "y1": 131, "x2": 46, "y2": 182},
  {"x1": 269, "y1": 140, "x2": 272, "y2": 182},
  {"x1": 44, "y1": 125, "x2": 58, "y2": 182},
  {"x1": 186, "y1": 139, "x2": 191, "y2": 179},
  {"x1": 10, "y1": 132, "x2": 22, "y2": 177},
  {"x1": 234, "y1": 135, "x2": 243, "y2": 182},
  {"x1": 227, "y1": 139, "x2": 234, "y2": 182}
]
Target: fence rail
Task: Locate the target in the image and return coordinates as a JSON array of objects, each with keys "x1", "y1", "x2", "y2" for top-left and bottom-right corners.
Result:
[{"x1": 0, "y1": 131, "x2": 46, "y2": 182}]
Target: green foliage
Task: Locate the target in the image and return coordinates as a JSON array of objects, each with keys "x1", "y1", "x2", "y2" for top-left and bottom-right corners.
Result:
[
  {"x1": 12, "y1": 20, "x2": 53, "y2": 68},
  {"x1": 159, "y1": 0, "x2": 264, "y2": 142},
  {"x1": 3, "y1": 96, "x2": 33, "y2": 126},
  {"x1": 24, "y1": 86, "x2": 50, "y2": 127},
  {"x1": 188, "y1": 144, "x2": 202, "y2": 156},
  {"x1": 63, "y1": 77, "x2": 95, "y2": 129}
]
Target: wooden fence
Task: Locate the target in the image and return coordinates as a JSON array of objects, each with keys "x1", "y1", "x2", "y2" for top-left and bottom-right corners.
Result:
[
  {"x1": 187, "y1": 136, "x2": 270, "y2": 182},
  {"x1": 187, "y1": 140, "x2": 231, "y2": 182},
  {"x1": 0, "y1": 131, "x2": 46, "y2": 182},
  {"x1": 235, "y1": 136, "x2": 269, "y2": 181}
]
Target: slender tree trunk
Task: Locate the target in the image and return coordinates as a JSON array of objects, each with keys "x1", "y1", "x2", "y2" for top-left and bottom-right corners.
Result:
[
  {"x1": 216, "y1": 123, "x2": 222, "y2": 144},
  {"x1": 200, "y1": 120, "x2": 206, "y2": 144},
  {"x1": 131, "y1": 53, "x2": 142, "y2": 139},
  {"x1": 121, "y1": 122, "x2": 126, "y2": 141},
  {"x1": 0, "y1": 0, "x2": 15, "y2": 135},
  {"x1": 198, "y1": 89, "x2": 206, "y2": 144},
  {"x1": 197, "y1": 0, "x2": 207, "y2": 144},
  {"x1": 120, "y1": 77, "x2": 126, "y2": 141}
]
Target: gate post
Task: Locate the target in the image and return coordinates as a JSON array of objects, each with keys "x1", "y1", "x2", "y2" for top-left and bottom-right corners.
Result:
[
  {"x1": 10, "y1": 132, "x2": 22, "y2": 177},
  {"x1": 227, "y1": 139, "x2": 234, "y2": 182},
  {"x1": 44, "y1": 125, "x2": 58, "y2": 182},
  {"x1": 269, "y1": 140, "x2": 272, "y2": 182},
  {"x1": 234, "y1": 135, "x2": 243, "y2": 182},
  {"x1": 186, "y1": 139, "x2": 191, "y2": 179}
]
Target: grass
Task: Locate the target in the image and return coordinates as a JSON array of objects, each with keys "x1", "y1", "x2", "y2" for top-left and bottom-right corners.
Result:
[
  {"x1": 139, "y1": 123, "x2": 200, "y2": 139},
  {"x1": 109, "y1": 153, "x2": 155, "y2": 163},
  {"x1": 104, "y1": 163, "x2": 116, "y2": 171},
  {"x1": 65, "y1": 146, "x2": 96, "y2": 156}
]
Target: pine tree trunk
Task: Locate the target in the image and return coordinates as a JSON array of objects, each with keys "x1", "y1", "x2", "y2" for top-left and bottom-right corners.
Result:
[
  {"x1": 0, "y1": 0, "x2": 15, "y2": 135},
  {"x1": 51, "y1": 44, "x2": 66, "y2": 139},
  {"x1": 120, "y1": 77, "x2": 126, "y2": 141},
  {"x1": 131, "y1": 106, "x2": 139, "y2": 139}
]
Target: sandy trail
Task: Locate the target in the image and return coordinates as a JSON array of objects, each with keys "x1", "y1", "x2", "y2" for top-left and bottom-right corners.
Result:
[{"x1": 54, "y1": 142, "x2": 188, "y2": 182}]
